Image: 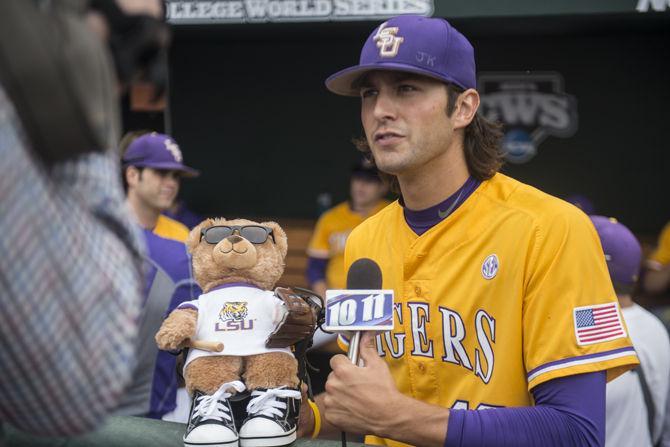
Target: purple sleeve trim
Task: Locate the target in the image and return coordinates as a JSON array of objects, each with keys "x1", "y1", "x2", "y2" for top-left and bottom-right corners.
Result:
[
  {"x1": 306, "y1": 256, "x2": 328, "y2": 285},
  {"x1": 445, "y1": 371, "x2": 605, "y2": 447},
  {"x1": 527, "y1": 346, "x2": 636, "y2": 380},
  {"x1": 176, "y1": 303, "x2": 198, "y2": 311},
  {"x1": 446, "y1": 410, "x2": 465, "y2": 445}
]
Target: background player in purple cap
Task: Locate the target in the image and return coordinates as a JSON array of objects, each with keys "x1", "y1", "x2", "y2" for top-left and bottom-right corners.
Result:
[
  {"x1": 590, "y1": 216, "x2": 670, "y2": 447},
  {"x1": 120, "y1": 131, "x2": 202, "y2": 422},
  {"x1": 122, "y1": 132, "x2": 199, "y2": 242},
  {"x1": 299, "y1": 14, "x2": 639, "y2": 447}
]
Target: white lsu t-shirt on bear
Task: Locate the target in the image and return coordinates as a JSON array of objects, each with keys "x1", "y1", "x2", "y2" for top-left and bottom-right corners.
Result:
[{"x1": 176, "y1": 283, "x2": 293, "y2": 371}]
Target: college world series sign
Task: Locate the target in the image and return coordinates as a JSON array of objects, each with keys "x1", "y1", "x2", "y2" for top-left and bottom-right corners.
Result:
[
  {"x1": 479, "y1": 72, "x2": 578, "y2": 164},
  {"x1": 166, "y1": 0, "x2": 434, "y2": 23}
]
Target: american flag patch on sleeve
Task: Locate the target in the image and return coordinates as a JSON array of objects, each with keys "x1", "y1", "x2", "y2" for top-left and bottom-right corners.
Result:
[{"x1": 573, "y1": 302, "x2": 626, "y2": 346}]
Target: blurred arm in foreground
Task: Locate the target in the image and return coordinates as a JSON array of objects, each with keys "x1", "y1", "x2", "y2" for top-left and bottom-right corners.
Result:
[{"x1": 0, "y1": 0, "x2": 167, "y2": 436}]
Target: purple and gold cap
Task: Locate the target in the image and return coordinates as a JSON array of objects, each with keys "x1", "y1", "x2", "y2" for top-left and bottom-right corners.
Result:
[
  {"x1": 590, "y1": 215, "x2": 642, "y2": 285},
  {"x1": 326, "y1": 15, "x2": 476, "y2": 96},
  {"x1": 122, "y1": 132, "x2": 199, "y2": 177}
]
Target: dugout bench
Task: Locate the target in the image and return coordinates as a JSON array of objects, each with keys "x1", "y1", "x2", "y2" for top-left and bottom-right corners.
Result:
[{"x1": 277, "y1": 219, "x2": 315, "y2": 289}]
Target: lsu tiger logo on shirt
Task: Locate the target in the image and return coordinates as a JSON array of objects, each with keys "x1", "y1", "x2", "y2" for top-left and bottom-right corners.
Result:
[
  {"x1": 216, "y1": 302, "x2": 253, "y2": 331},
  {"x1": 219, "y1": 301, "x2": 248, "y2": 322},
  {"x1": 178, "y1": 284, "x2": 292, "y2": 369}
]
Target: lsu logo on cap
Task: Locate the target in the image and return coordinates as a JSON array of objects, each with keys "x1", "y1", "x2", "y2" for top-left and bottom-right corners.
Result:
[
  {"x1": 164, "y1": 138, "x2": 183, "y2": 162},
  {"x1": 374, "y1": 22, "x2": 404, "y2": 58}
]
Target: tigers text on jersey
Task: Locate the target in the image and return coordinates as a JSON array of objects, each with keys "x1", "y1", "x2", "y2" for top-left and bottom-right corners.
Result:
[
  {"x1": 343, "y1": 173, "x2": 639, "y2": 447},
  {"x1": 177, "y1": 283, "x2": 292, "y2": 371},
  {"x1": 308, "y1": 201, "x2": 389, "y2": 288}
]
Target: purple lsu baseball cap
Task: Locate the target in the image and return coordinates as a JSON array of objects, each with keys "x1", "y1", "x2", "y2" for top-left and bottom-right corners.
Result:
[
  {"x1": 326, "y1": 15, "x2": 476, "y2": 96},
  {"x1": 122, "y1": 132, "x2": 199, "y2": 177},
  {"x1": 590, "y1": 215, "x2": 642, "y2": 285}
]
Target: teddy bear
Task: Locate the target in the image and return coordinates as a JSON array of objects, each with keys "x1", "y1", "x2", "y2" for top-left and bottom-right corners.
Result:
[{"x1": 155, "y1": 217, "x2": 319, "y2": 447}]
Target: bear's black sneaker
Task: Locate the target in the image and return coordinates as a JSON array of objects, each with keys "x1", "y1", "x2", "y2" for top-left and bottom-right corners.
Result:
[
  {"x1": 184, "y1": 381, "x2": 246, "y2": 447},
  {"x1": 239, "y1": 387, "x2": 301, "y2": 447}
]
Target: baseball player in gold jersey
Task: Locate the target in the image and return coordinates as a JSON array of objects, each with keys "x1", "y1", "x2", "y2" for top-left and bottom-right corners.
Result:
[
  {"x1": 298, "y1": 15, "x2": 639, "y2": 447},
  {"x1": 644, "y1": 222, "x2": 670, "y2": 295},
  {"x1": 307, "y1": 161, "x2": 389, "y2": 300}
]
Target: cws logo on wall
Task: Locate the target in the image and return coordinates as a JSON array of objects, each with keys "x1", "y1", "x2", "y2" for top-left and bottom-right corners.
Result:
[
  {"x1": 166, "y1": 0, "x2": 434, "y2": 23},
  {"x1": 479, "y1": 72, "x2": 578, "y2": 164}
]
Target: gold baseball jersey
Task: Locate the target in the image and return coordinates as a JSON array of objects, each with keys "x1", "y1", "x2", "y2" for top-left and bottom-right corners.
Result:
[
  {"x1": 650, "y1": 222, "x2": 670, "y2": 265},
  {"x1": 154, "y1": 214, "x2": 189, "y2": 242},
  {"x1": 308, "y1": 200, "x2": 389, "y2": 288},
  {"x1": 343, "y1": 173, "x2": 638, "y2": 447}
]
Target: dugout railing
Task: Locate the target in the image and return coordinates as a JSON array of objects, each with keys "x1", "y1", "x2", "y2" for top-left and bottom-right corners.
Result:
[{"x1": 3, "y1": 416, "x2": 363, "y2": 447}]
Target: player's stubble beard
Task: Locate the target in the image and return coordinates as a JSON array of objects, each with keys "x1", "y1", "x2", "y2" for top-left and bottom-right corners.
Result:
[{"x1": 367, "y1": 130, "x2": 456, "y2": 183}]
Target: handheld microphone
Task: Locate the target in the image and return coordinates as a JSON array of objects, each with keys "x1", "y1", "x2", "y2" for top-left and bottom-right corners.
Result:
[
  {"x1": 324, "y1": 258, "x2": 393, "y2": 365},
  {"x1": 345, "y1": 258, "x2": 381, "y2": 365}
]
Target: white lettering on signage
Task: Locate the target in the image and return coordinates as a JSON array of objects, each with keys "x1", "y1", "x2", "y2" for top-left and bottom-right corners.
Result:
[
  {"x1": 481, "y1": 92, "x2": 571, "y2": 132},
  {"x1": 636, "y1": 0, "x2": 669, "y2": 12},
  {"x1": 167, "y1": 0, "x2": 434, "y2": 22},
  {"x1": 168, "y1": 1, "x2": 245, "y2": 19}
]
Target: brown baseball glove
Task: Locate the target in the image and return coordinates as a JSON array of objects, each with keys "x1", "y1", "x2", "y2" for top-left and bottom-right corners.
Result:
[{"x1": 266, "y1": 287, "x2": 323, "y2": 349}]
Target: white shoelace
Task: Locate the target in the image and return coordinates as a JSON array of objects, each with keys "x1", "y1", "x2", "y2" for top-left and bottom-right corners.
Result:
[
  {"x1": 192, "y1": 381, "x2": 246, "y2": 423},
  {"x1": 246, "y1": 387, "x2": 301, "y2": 419}
]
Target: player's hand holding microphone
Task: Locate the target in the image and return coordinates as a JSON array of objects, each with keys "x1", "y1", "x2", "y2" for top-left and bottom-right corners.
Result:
[{"x1": 320, "y1": 259, "x2": 406, "y2": 437}]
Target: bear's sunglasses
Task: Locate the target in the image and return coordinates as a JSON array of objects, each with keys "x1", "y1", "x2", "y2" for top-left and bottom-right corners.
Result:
[{"x1": 200, "y1": 225, "x2": 275, "y2": 245}]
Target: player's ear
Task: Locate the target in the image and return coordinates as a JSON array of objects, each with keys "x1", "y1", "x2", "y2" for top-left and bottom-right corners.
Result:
[
  {"x1": 125, "y1": 165, "x2": 140, "y2": 186},
  {"x1": 453, "y1": 89, "x2": 479, "y2": 130}
]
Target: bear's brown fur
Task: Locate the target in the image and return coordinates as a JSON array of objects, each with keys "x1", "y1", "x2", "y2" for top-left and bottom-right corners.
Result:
[{"x1": 155, "y1": 217, "x2": 299, "y2": 395}]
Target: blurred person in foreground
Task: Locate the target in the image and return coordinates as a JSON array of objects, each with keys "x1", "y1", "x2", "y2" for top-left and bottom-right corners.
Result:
[
  {"x1": 0, "y1": 0, "x2": 168, "y2": 437},
  {"x1": 590, "y1": 216, "x2": 670, "y2": 447}
]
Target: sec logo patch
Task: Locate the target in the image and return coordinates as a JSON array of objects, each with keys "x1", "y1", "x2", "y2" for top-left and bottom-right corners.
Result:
[{"x1": 482, "y1": 254, "x2": 499, "y2": 280}]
